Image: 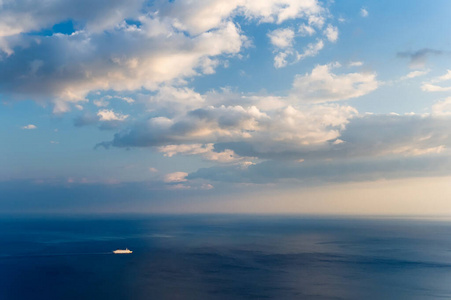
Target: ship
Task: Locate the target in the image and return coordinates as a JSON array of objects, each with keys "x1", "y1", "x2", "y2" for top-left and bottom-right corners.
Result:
[{"x1": 113, "y1": 248, "x2": 133, "y2": 254}]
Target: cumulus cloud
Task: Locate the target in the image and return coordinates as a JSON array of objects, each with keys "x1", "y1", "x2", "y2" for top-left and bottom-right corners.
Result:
[
  {"x1": 274, "y1": 39, "x2": 325, "y2": 68},
  {"x1": 0, "y1": 0, "x2": 145, "y2": 53},
  {"x1": 188, "y1": 113, "x2": 451, "y2": 183},
  {"x1": 21, "y1": 124, "x2": 37, "y2": 130},
  {"x1": 296, "y1": 39, "x2": 324, "y2": 62},
  {"x1": 74, "y1": 110, "x2": 128, "y2": 130},
  {"x1": 323, "y1": 25, "x2": 338, "y2": 43},
  {"x1": 360, "y1": 8, "x2": 368, "y2": 17},
  {"x1": 0, "y1": 0, "x2": 330, "y2": 112},
  {"x1": 98, "y1": 105, "x2": 270, "y2": 148},
  {"x1": 268, "y1": 28, "x2": 295, "y2": 48},
  {"x1": 291, "y1": 63, "x2": 378, "y2": 102},
  {"x1": 159, "y1": 143, "x2": 249, "y2": 163},
  {"x1": 397, "y1": 48, "x2": 442, "y2": 69},
  {"x1": 146, "y1": 86, "x2": 205, "y2": 116},
  {"x1": 164, "y1": 172, "x2": 188, "y2": 183},
  {"x1": 432, "y1": 97, "x2": 451, "y2": 116},
  {"x1": 97, "y1": 109, "x2": 128, "y2": 121},
  {"x1": 0, "y1": 20, "x2": 245, "y2": 112},
  {"x1": 298, "y1": 24, "x2": 315, "y2": 36},
  {"x1": 99, "y1": 101, "x2": 357, "y2": 160},
  {"x1": 274, "y1": 51, "x2": 291, "y2": 68},
  {"x1": 93, "y1": 95, "x2": 135, "y2": 107}
]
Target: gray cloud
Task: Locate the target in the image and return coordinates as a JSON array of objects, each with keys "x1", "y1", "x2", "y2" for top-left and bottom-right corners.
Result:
[
  {"x1": 187, "y1": 113, "x2": 451, "y2": 183},
  {"x1": 0, "y1": 20, "x2": 244, "y2": 112},
  {"x1": 397, "y1": 48, "x2": 443, "y2": 69},
  {"x1": 188, "y1": 154, "x2": 451, "y2": 184},
  {"x1": 214, "y1": 114, "x2": 451, "y2": 160}
]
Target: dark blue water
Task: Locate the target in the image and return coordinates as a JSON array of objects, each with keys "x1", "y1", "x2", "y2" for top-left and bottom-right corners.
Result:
[{"x1": 1, "y1": 215, "x2": 450, "y2": 299}]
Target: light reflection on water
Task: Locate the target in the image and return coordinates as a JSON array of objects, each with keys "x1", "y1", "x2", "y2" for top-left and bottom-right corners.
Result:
[{"x1": 0, "y1": 215, "x2": 450, "y2": 299}]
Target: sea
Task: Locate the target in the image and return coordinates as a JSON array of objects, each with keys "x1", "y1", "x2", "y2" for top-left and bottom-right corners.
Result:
[{"x1": 1, "y1": 215, "x2": 450, "y2": 299}]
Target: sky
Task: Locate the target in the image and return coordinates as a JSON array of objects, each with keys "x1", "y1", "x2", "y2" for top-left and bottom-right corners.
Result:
[{"x1": 1, "y1": 0, "x2": 451, "y2": 215}]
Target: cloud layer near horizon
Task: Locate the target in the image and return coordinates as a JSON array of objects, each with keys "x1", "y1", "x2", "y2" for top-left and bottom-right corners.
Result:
[{"x1": 2, "y1": 0, "x2": 451, "y2": 205}]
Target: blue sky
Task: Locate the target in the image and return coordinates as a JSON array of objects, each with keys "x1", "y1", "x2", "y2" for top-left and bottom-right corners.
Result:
[{"x1": 1, "y1": 0, "x2": 451, "y2": 215}]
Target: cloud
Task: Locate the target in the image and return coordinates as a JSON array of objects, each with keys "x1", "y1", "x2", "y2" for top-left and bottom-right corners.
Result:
[
  {"x1": 188, "y1": 154, "x2": 451, "y2": 184},
  {"x1": 360, "y1": 8, "x2": 368, "y2": 17},
  {"x1": 400, "y1": 70, "x2": 430, "y2": 80},
  {"x1": 432, "y1": 97, "x2": 451, "y2": 116},
  {"x1": 0, "y1": 15, "x2": 243, "y2": 112},
  {"x1": 274, "y1": 51, "x2": 290, "y2": 68},
  {"x1": 421, "y1": 70, "x2": 451, "y2": 92},
  {"x1": 268, "y1": 28, "x2": 295, "y2": 48},
  {"x1": 323, "y1": 25, "x2": 338, "y2": 43},
  {"x1": 213, "y1": 113, "x2": 451, "y2": 162},
  {"x1": 397, "y1": 48, "x2": 442, "y2": 69},
  {"x1": 99, "y1": 102, "x2": 357, "y2": 160},
  {"x1": 298, "y1": 24, "x2": 315, "y2": 36},
  {"x1": 297, "y1": 39, "x2": 324, "y2": 62},
  {"x1": 98, "y1": 105, "x2": 269, "y2": 148},
  {"x1": 274, "y1": 39, "x2": 325, "y2": 68},
  {"x1": 291, "y1": 63, "x2": 378, "y2": 102},
  {"x1": 97, "y1": 109, "x2": 128, "y2": 121},
  {"x1": 21, "y1": 124, "x2": 37, "y2": 130},
  {"x1": 433, "y1": 69, "x2": 451, "y2": 82},
  {"x1": 0, "y1": 0, "x2": 330, "y2": 112},
  {"x1": 74, "y1": 110, "x2": 128, "y2": 130},
  {"x1": 188, "y1": 113, "x2": 451, "y2": 183},
  {"x1": 160, "y1": 0, "x2": 324, "y2": 34},
  {"x1": 93, "y1": 95, "x2": 135, "y2": 107},
  {"x1": 158, "y1": 143, "x2": 251, "y2": 163},
  {"x1": 421, "y1": 83, "x2": 451, "y2": 92},
  {"x1": 348, "y1": 61, "x2": 363, "y2": 67},
  {"x1": 164, "y1": 172, "x2": 188, "y2": 183},
  {"x1": 0, "y1": 0, "x2": 146, "y2": 53}
]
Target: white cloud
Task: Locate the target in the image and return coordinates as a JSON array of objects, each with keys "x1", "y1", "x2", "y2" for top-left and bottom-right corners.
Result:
[
  {"x1": 348, "y1": 61, "x2": 363, "y2": 67},
  {"x1": 159, "y1": 143, "x2": 250, "y2": 163},
  {"x1": 298, "y1": 24, "x2": 315, "y2": 36},
  {"x1": 421, "y1": 70, "x2": 451, "y2": 92},
  {"x1": 268, "y1": 28, "x2": 295, "y2": 48},
  {"x1": 432, "y1": 97, "x2": 451, "y2": 116},
  {"x1": 21, "y1": 124, "x2": 37, "y2": 129},
  {"x1": 390, "y1": 145, "x2": 445, "y2": 157},
  {"x1": 421, "y1": 83, "x2": 451, "y2": 92},
  {"x1": 146, "y1": 86, "x2": 205, "y2": 115},
  {"x1": 435, "y1": 70, "x2": 451, "y2": 82},
  {"x1": 401, "y1": 70, "x2": 429, "y2": 80},
  {"x1": 360, "y1": 8, "x2": 368, "y2": 17},
  {"x1": 97, "y1": 109, "x2": 128, "y2": 121},
  {"x1": 307, "y1": 14, "x2": 325, "y2": 29},
  {"x1": 149, "y1": 167, "x2": 158, "y2": 173},
  {"x1": 164, "y1": 172, "x2": 188, "y2": 183},
  {"x1": 274, "y1": 51, "x2": 290, "y2": 68},
  {"x1": 292, "y1": 63, "x2": 378, "y2": 102},
  {"x1": 296, "y1": 39, "x2": 324, "y2": 61},
  {"x1": 323, "y1": 25, "x2": 338, "y2": 43}
]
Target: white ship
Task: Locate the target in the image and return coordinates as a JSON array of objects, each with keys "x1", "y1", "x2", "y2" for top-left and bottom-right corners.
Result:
[{"x1": 113, "y1": 248, "x2": 133, "y2": 254}]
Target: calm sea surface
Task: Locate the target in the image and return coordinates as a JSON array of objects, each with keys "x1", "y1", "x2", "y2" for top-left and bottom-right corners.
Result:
[{"x1": 1, "y1": 215, "x2": 450, "y2": 299}]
